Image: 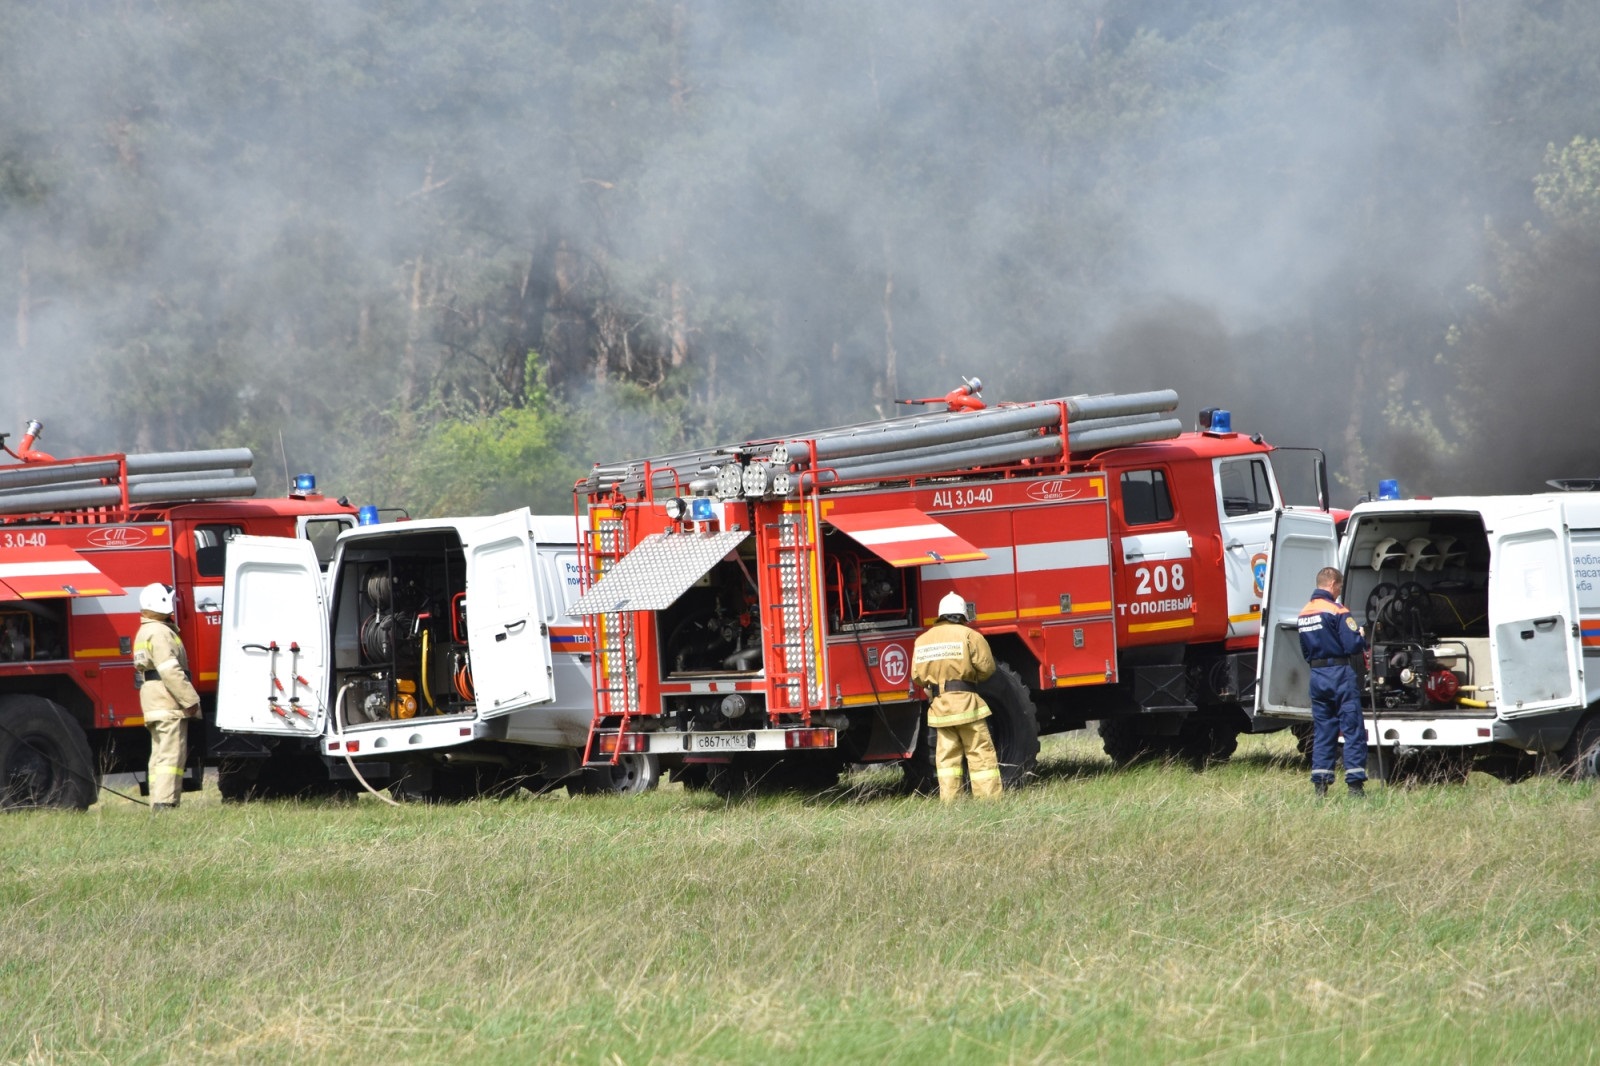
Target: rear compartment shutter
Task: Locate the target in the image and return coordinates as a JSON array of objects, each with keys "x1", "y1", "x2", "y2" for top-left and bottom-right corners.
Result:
[
  {"x1": 569, "y1": 530, "x2": 750, "y2": 614},
  {"x1": 0, "y1": 545, "x2": 125, "y2": 599},
  {"x1": 824, "y1": 509, "x2": 987, "y2": 567}
]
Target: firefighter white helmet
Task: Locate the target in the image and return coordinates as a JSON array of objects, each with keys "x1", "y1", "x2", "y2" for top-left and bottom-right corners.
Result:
[
  {"x1": 140, "y1": 582, "x2": 176, "y2": 615},
  {"x1": 1370, "y1": 537, "x2": 1404, "y2": 570},
  {"x1": 937, "y1": 591, "x2": 968, "y2": 619},
  {"x1": 1402, "y1": 537, "x2": 1438, "y2": 572}
]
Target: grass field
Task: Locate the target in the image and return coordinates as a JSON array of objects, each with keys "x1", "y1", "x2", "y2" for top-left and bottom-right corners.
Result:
[{"x1": 4, "y1": 731, "x2": 1598, "y2": 1065}]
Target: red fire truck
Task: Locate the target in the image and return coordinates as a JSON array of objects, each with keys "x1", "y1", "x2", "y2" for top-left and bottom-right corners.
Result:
[
  {"x1": 572, "y1": 388, "x2": 1330, "y2": 794},
  {"x1": 0, "y1": 420, "x2": 357, "y2": 809}
]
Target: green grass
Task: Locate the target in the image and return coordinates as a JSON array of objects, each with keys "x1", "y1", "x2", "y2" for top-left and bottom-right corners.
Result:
[{"x1": 4, "y1": 733, "x2": 1598, "y2": 1064}]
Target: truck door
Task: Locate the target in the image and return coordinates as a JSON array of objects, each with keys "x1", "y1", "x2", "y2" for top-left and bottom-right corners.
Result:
[
  {"x1": 1255, "y1": 510, "x2": 1337, "y2": 718},
  {"x1": 462, "y1": 509, "x2": 554, "y2": 718},
  {"x1": 1214, "y1": 456, "x2": 1279, "y2": 639},
  {"x1": 216, "y1": 536, "x2": 330, "y2": 736},
  {"x1": 1489, "y1": 508, "x2": 1582, "y2": 718}
]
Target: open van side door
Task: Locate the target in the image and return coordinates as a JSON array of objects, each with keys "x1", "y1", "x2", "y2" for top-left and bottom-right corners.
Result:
[
  {"x1": 216, "y1": 536, "x2": 330, "y2": 736},
  {"x1": 1489, "y1": 508, "x2": 1582, "y2": 718},
  {"x1": 1255, "y1": 509, "x2": 1338, "y2": 719},
  {"x1": 463, "y1": 509, "x2": 555, "y2": 718}
]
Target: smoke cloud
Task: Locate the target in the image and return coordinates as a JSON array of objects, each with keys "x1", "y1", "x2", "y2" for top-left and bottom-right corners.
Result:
[{"x1": 1, "y1": 1, "x2": 1593, "y2": 503}]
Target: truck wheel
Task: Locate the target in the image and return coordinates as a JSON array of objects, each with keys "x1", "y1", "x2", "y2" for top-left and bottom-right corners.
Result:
[
  {"x1": 903, "y1": 664, "x2": 1041, "y2": 792},
  {"x1": 1177, "y1": 715, "x2": 1240, "y2": 769},
  {"x1": 0, "y1": 695, "x2": 98, "y2": 810},
  {"x1": 1099, "y1": 717, "x2": 1160, "y2": 767},
  {"x1": 216, "y1": 759, "x2": 263, "y2": 802},
  {"x1": 568, "y1": 754, "x2": 660, "y2": 796},
  {"x1": 978, "y1": 664, "x2": 1040, "y2": 788},
  {"x1": 1559, "y1": 715, "x2": 1600, "y2": 779}
]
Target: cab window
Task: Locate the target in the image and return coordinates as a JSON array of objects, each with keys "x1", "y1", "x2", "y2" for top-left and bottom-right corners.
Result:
[
  {"x1": 302, "y1": 518, "x2": 351, "y2": 569},
  {"x1": 1218, "y1": 458, "x2": 1275, "y2": 516},
  {"x1": 194, "y1": 524, "x2": 243, "y2": 577},
  {"x1": 1120, "y1": 469, "x2": 1174, "y2": 526}
]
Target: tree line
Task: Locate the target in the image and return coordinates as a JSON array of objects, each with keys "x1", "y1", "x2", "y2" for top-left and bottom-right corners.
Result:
[{"x1": 3, "y1": 0, "x2": 1596, "y2": 513}]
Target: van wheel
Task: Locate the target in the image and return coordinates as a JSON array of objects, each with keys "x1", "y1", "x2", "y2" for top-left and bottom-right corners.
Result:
[
  {"x1": 904, "y1": 664, "x2": 1040, "y2": 792},
  {"x1": 0, "y1": 695, "x2": 97, "y2": 810},
  {"x1": 1559, "y1": 715, "x2": 1600, "y2": 779},
  {"x1": 1177, "y1": 715, "x2": 1240, "y2": 768},
  {"x1": 1099, "y1": 717, "x2": 1161, "y2": 767},
  {"x1": 568, "y1": 753, "x2": 660, "y2": 796}
]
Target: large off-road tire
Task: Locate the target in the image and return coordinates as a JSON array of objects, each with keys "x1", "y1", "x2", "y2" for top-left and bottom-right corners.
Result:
[
  {"x1": 567, "y1": 753, "x2": 661, "y2": 796},
  {"x1": 1098, "y1": 716, "x2": 1161, "y2": 768},
  {"x1": 1558, "y1": 714, "x2": 1600, "y2": 779},
  {"x1": 0, "y1": 695, "x2": 98, "y2": 810},
  {"x1": 903, "y1": 663, "x2": 1041, "y2": 793}
]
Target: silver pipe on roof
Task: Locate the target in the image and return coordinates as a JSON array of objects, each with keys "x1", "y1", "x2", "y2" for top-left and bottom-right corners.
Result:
[
  {"x1": 0, "y1": 476, "x2": 257, "y2": 517},
  {"x1": 1066, "y1": 418, "x2": 1184, "y2": 453},
  {"x1": 1062, "y1": 390, "x2": 1179, "y2": 422},
  {"x1": 799, "y1": 436, "x2": 1065, "y2": 491},
  {"x1": 124, "y1": 449, "x2": 254, "y2": 476},
  {"x1": 0, "y1": 466, "x2": 246, "y2": 500},
  {"x1": 0, "y1": 460, "x2": 122, "y2": 491},
  {"x1": 775, "y1": 404, "x2": 1063, "y2": 466}
]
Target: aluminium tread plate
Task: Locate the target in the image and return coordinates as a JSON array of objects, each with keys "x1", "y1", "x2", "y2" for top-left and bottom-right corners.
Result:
[{"x1": 571, "y1": 530, "x2": 750, "y2": 615}]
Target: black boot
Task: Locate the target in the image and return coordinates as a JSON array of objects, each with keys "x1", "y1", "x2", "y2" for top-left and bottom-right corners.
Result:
[
  {"x1": 1347, "y1": 780, "x2": 1365, "y2": 799},
  {"x1": 1313, "y1": 779, "x2": 1329, "y2": 798}
]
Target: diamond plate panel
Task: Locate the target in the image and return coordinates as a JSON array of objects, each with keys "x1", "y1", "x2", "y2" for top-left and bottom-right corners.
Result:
[{"x1": 570, "y1": 530, "x2": 750, "y2": 615}]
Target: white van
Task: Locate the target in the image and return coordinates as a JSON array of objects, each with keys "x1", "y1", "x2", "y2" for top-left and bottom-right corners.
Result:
[
  {"x1": 1257, "y1": 492, "x2": 1600, "y2": 780},
  {"x1": 214, "y1": 509, "x2": 657, "y2": 799}
]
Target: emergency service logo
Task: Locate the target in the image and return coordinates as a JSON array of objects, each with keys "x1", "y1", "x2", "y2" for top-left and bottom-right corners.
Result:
[
  {"x1": 87, "y1": 527, "x2": 151, "y2": 548},
  {"x1": 1026, "y1": 480, "x2": 1082, "y2": 502},
  {"x1": 879, "y1": 643, "x2": 909, "y2": 687},
  {"x1": 1251, "y1": 552, "x2": 1269, "y2": 596}
]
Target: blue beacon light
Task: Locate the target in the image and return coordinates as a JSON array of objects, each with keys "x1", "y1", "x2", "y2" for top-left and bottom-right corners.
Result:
[
  {"x1": 1377, "y1": 479, "x2": 1400, "y2": 500},
  {"x1": 1209, "y1": 409, "x2": 1232, "y2": 433},
  {"x1": 357, "y1": 505, "x2": 381, "y2": 526},
  {"x1": 292, "y1": 473, "x2": 317, "y2": 495}
]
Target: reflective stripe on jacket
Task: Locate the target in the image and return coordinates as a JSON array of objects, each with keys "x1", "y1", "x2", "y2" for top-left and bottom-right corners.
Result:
[
  {"x1": 912, "y1": 621, "x2": 997, "y2": 727},
  {"x1": 1297, "y1": 589, "x2": 1366, "y2": 663},
  {"x1": 134, "y1": 614, "x2": 200, "y2": 715}
]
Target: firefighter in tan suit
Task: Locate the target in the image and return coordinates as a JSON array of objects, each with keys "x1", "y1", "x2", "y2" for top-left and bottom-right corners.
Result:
[
  {"x1": 912, "y1": 591, "x2": 1002, "y2": 801},
  {"x1": 133, "y1": 583, "x2": 200, "y2": 810}
]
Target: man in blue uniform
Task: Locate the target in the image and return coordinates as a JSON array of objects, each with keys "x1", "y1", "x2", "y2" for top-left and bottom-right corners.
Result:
[{"x1": 1298, "y1": 567, "x2": 1368, "y2": 798}]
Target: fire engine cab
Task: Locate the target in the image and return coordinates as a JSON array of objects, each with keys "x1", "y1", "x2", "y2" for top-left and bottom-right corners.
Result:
[
  {"x1": 0, "y1": 420, "x2": 357, "y2": 809},
  {"x1": 573, "y1": 389, "x2": 1330, "y2": 794}
]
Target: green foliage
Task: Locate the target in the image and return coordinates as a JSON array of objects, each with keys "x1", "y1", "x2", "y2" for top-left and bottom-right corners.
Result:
[{"x1": 1535, "y1": 136, "x2": 1600, "y2": 242}]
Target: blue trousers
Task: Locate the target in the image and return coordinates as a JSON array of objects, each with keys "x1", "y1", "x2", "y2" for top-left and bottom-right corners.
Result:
[{"x1": 1310, "y1": 666, "x2": 1367, "y2": 784}]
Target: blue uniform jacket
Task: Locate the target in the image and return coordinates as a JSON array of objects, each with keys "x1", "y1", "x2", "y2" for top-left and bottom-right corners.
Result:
[{"x1": 1297, "y1": 588, "x2": 1366, "y2": 664}]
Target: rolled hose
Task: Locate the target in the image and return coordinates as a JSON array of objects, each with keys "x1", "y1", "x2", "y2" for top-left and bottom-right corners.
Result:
[
  {"x1": 1456, "y1": 696, "x2": 1489, "y2": 709},
  {"x1": 333, "y1": 681, "x2": 401, "y2": 807}
]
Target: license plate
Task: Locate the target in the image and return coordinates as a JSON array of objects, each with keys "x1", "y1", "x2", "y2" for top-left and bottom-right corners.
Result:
[{"x1": 687, "y1": 732, "x2": 754, "y2": 752}]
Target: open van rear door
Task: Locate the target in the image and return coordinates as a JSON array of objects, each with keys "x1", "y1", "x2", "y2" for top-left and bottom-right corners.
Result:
[
  {"x1": 1489, "y1": 507, "x2": 1582, "y2": 718},
  {"x1": 1256, "y1": 509, "x2": 1338, "y2": 719},
  {"x1": 216, "y1": 536, "x2": 329, "y2": 737},
  {"x1": 463, "y1": 509, "x2": 554, "y2": 718}
]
